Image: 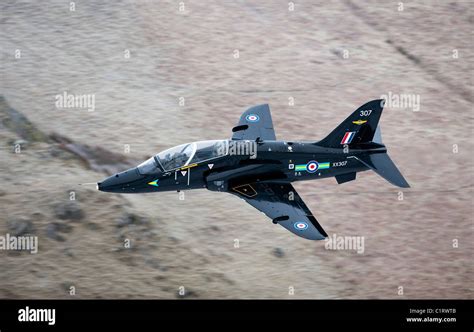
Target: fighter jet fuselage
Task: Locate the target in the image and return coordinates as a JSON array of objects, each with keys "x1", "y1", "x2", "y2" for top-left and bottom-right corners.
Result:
[
  {"x1": 98, "y1": 141, "x2": 383, "y2": 194},
  {"x1": 98, "y1": 100, "x2": 409, "y2": 240}
]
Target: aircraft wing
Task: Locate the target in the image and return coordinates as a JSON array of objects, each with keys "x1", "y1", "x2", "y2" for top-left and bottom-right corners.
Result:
[
  {"x1": 229, "y1": 182, "x2": 328, "y2": 240},
  {"x1": 231, "y1": 104, "x2": 277, "y2": 141}
]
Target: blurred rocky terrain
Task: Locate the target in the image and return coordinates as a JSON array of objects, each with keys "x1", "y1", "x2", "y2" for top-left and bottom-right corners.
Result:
[{"x1": 0, "y1": 0, "x2": 472, "y2": 298}]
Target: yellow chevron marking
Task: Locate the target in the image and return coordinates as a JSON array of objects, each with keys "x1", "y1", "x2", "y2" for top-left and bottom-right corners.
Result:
[{"x1": 180, "y1": 163, "x2": 198, "y2": 170}]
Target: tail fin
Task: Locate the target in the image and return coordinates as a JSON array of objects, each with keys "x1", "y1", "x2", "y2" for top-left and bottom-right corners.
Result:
[
  {"x1": 318, "y1": 99, "x2": 385, "y2": 148},
  {"x1": 350, "y1": 153, "x2": 410, "y2": 188},
  {"x1": 319, "y1": 99, "x2": 410, "y2": 188}
]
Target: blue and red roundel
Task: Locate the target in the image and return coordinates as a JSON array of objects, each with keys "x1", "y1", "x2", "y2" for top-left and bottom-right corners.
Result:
[
  {"x1": 294, "y1": 222, "x2": 308, "y2": 231},
  {"x1": 306, "y1": 161, "x2": 319, "y2": 173},
  {"x1": 245, "y1": 114, "x2": 260, "y2": 122}
]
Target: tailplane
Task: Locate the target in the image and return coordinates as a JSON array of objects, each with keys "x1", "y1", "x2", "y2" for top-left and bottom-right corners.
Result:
[{"x1": 350, "y1": 153, "x2": 410, "y2": 188}]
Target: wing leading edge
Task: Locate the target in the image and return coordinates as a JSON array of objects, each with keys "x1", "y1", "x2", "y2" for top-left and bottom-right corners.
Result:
[
  {"x1": 231, "y1": 104, "x2": 277, "y2": 141},
  {"x1": 230, "y1": 182, "x2": 328, "y2": 240}
]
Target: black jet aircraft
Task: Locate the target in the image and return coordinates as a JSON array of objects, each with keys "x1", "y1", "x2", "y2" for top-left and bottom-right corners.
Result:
[{"x1": 98, "y1": 99, "x2": 409, "y2": 240}]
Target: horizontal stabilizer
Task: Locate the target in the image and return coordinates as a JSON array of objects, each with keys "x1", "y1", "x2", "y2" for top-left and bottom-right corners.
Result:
[
  {"x1": 335, "y1": 172, "x2": 356, "y2": 184},
  {"x1": 351, "y1": 153, "x2": 410, "y2": 188}
]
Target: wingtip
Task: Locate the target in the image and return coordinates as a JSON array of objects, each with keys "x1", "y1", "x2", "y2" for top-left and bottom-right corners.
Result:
[{"x1": 397, "y1": 182, "x2": 410, "y2": 188}]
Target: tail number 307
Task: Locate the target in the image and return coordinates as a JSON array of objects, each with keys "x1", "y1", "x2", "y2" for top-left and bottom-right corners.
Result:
[
  {"x1": 333, "y1": 161, "x2": 347, "y2": 167},
  {"x1": 360, "y1": 110, "x2": 372, "y2": 117}
]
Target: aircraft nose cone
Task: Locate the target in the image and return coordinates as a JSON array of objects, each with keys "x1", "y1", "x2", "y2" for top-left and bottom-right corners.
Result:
[{"x1": 98, "y1": 167, "x2": 142, "y2": 192}]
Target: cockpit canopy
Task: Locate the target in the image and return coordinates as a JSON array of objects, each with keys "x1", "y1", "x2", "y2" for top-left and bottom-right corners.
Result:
[{"x1": 137, "y1": 140, "x2": 229, "y2": 175}]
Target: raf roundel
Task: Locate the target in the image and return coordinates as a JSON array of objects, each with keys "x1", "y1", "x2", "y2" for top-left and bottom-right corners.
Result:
[
  {"x1": 245, "y1": 114, "x2": 260, "y2": 122},
  {"x1": 294, "y1": 222, "x2": 309, "y2": 231},
  {"x1": 306, "y1": 161, "x2": 319, "y2": 173}
]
